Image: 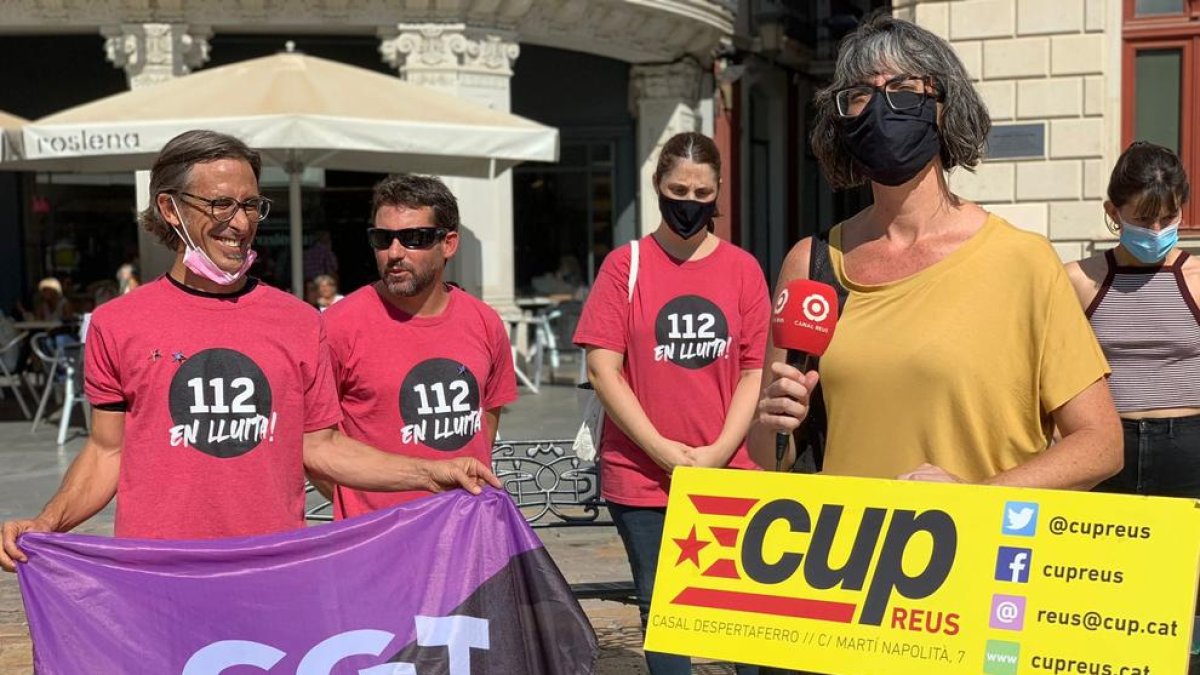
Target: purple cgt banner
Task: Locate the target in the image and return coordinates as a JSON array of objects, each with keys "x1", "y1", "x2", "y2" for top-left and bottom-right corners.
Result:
[{"x1": 17, "y1": 487, "x2": 598, "y2": 674}]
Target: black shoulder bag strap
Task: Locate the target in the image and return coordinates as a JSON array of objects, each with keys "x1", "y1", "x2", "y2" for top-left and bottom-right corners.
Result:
[{"x1": 794, "y1": 231, "x2": 850, "y2": 473}]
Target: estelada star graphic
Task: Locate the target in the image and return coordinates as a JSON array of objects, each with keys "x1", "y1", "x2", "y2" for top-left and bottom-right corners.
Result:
[{"x1": 673, "y1": 525, "x2": 710, "y2": 567}]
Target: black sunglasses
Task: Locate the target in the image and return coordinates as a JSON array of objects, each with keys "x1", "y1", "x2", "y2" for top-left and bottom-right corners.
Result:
[{"x1": 366, "y1": 227, "x2": 449, "y2": 251}]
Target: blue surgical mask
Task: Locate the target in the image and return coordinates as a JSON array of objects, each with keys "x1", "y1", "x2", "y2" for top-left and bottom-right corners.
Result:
[{"x1": 1119, "y1": 220, "x2": 1179, "y2": 264}]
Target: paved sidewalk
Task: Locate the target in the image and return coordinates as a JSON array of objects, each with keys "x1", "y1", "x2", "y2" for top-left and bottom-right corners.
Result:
[{"x1": 0, "y1": 385, "x2": 741, "y2": 674}]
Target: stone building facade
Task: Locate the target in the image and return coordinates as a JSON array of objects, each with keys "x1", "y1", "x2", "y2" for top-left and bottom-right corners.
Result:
[{"x1": 896, "y1": 0, "x2": 1174, "y2": 261}]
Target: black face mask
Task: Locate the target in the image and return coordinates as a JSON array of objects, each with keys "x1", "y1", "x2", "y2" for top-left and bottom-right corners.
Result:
[
  {"x1": 840, "y1": 93, "x2": 940, "y2": 186},
  {"x1": 658, "y1": 193, "x2": 716, "y2": 239}
]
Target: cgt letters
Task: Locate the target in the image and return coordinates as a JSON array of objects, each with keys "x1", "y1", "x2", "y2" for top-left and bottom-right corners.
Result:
[{"x1": 182, "y1": 615, "x2": 488, "y2": 675}]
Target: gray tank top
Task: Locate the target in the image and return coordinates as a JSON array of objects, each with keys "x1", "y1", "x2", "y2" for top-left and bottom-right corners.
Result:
[{"x1": 1085, "y1": 250, "x2": 1200, "y2": 413}]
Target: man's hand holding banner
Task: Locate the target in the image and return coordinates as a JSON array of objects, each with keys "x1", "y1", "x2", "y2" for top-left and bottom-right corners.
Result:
[
  {"x1": 16, "y1": 487, "x2": 597, "y2": 675},
  {"x1": 646, "y1": 468, "x2": 1200, "y2": 674}
]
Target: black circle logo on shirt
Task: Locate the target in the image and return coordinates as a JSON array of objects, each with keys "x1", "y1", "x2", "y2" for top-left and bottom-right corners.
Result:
[
  {"x1": 654, "y1": 295, "x2": 731, "y2": 370},
  {"x1": 167, "y1": 348, "x2": 273, "y2": 459},
  {"x1": 399, "y1": 358, "x2": 482, "y2": 452}
]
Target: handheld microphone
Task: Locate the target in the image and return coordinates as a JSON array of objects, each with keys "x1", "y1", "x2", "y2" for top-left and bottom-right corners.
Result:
[{"x1": 770, "y1": 279, "x2": 840, "y2": 471}]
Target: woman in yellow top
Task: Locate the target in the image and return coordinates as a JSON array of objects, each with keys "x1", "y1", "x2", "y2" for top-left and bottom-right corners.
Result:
[{"x1": 749, "y1": 13, "x2": 1122, "y2": 488}]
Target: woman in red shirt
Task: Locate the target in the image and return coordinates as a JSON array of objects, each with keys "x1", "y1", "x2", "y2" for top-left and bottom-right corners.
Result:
[{"x1": 574, "y1": 132, "x2": 769, "y2": 674}]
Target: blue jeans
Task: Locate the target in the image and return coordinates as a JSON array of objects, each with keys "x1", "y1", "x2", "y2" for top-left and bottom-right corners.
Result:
[
  {"x1": 609, "y1": 503, "x2": 766, "y2": 675},
  {"x1": 1095, "y1": 415, "x2": 1200, "y2": 498},
  {"x1": 1193, "y1": 617, "x2": 1199, "y2": 675},
  {"x1": 1093, "y1": 415, "x2": 1200, "y2": 675}
]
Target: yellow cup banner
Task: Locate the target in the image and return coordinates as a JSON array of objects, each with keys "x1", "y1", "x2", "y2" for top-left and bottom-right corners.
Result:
[{"x1": 644, "y1": 468, "x2": 1200, "y2": 675}]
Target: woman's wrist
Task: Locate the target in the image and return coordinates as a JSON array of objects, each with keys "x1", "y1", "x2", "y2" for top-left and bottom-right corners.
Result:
[{"x1": 639, "y1": 433, "x2": 669, "y2": 460}]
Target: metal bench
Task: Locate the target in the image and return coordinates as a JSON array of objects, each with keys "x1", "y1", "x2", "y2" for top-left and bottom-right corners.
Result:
[{"x1": 305, "y1": 438, "x2": 637, "y2": 606}]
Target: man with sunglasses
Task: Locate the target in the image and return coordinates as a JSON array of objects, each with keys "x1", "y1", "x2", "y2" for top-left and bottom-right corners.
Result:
[
  {"x1": 1, "y1": 131, "x2": 499, "y2": 569},
  {"x1": 319, "y1": 174, "x2": 518, "y2": 519}
]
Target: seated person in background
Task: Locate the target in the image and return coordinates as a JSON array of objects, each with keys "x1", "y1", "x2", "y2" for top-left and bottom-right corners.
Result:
[
  {"x1": 21, "y1": 277, "x2": 74, "y2": 323},
  {"x1": 90, "y1": 281, "x2": 119, "y2": 309},
  {"x1": 531, "y1": 255, "x2": 585, "y2": 301},
  {"x1": 313, "y1": 274, "x2": 343, "y2": 311},
  {"x1": 303, "y1": 229, "x2": 339, "y2": 280},
  {"x1": 116, "y1": 264, "x2": 139, "y2": 295}
]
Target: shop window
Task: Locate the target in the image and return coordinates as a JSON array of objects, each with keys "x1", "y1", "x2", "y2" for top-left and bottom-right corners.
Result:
[
  {"x1": 1123, "y1": 0, "x2": 1200, "y2": 227},
  {"x1": 513, "y1": 141, "x2": 616, "y2": 298},
  {"x1": 1134, "y1": 0, "x2": 1186, "y2": 16}
]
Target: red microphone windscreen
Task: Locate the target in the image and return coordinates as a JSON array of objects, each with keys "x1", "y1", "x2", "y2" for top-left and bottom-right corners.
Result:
[{"x1": 771, "y1": 279, "x2": 840, "y2": 356}]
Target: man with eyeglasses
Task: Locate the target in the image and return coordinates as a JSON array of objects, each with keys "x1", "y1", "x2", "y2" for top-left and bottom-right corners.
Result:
[
  {"x1": 316, "y1": 174, "x2": 518, "y2": 519},
  {"x1": 1, "y1": 131, "x2": 499, "y2": 570}
]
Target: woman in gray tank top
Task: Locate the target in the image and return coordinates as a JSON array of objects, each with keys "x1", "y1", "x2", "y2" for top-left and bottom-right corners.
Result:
[
  {"x1": 1065, "y1": 142, "x2": 1199, "y2": 673},
  {"x1": 1066, "y1": 142, "x2": 1200, "y2": 500}
]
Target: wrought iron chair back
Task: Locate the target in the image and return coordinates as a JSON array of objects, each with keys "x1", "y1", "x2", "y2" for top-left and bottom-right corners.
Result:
[
  {"x1": 305, "y1": 438, "x2": 609, "y2": 526},
  {"x1": 492, "y1": 438, "x2": 609, "y2": 527},
  {"x1": 0, "y1": 332, "x2": 31, "y2": 418}
]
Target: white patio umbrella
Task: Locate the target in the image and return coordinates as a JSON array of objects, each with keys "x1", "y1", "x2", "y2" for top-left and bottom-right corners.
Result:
[
  {"x1": 0, "y1": 110, "x2": 27, "y2": 163},
  {"x1": 5, "y1": 48, "x2": 558, "y2": 295}
]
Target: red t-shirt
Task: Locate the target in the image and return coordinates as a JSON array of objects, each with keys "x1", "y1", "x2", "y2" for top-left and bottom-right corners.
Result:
[
  {"x1": 84, "y1": 276, "x2": 342, "y2": 540},
  {"x1": 324, "y1": 284, "x2": 518, "y2": 518},
  {"x1": 573, "y1": 236, "x2": 770, "y2": 507}
]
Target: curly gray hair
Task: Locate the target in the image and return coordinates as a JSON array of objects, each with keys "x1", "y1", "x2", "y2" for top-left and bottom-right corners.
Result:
[{"x1": 811, "y1": 12, "x2": 991, "y2": 189}]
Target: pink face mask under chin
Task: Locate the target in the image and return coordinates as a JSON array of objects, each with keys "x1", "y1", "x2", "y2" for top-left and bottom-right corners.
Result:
[
  {"x1": 181, "y1": 245, "x2": 258, "y2": 286},
  {"x1": 170, "y1": 197, "x2": 258, "y2": 286}
]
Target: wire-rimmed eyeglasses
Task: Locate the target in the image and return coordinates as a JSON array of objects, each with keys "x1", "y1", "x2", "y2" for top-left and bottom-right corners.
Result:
[
  {"x1": 834, "y1": 75, "x2": 938, "y2": 118},
  {"x1": 171, "y1": 191, "x2": 272, "y2": 223}
]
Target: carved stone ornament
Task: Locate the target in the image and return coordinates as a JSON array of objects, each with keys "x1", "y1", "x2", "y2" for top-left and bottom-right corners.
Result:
[
  {"x1": 2, "y1": 0, "x2": 732, "y2": 66},
  {"x1": 630, "y1": 59, "x2": 703, "y2": 104},
  {"x1": 103, "y1": 22, "x2": 212, "y2": 89},
  {"x1": 380, "y1": 23, "x2": 519, "y2": 78}
]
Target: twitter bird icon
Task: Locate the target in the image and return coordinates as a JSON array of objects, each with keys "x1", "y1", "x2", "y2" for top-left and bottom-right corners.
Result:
[{"x1": 1002, "y1": 501, "x2": 1039, "y2": 537}]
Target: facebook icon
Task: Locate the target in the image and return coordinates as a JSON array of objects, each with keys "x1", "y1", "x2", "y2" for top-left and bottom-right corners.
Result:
[{"x1": 994, "y1": 547, "x2": 1032, "y2": 583}]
